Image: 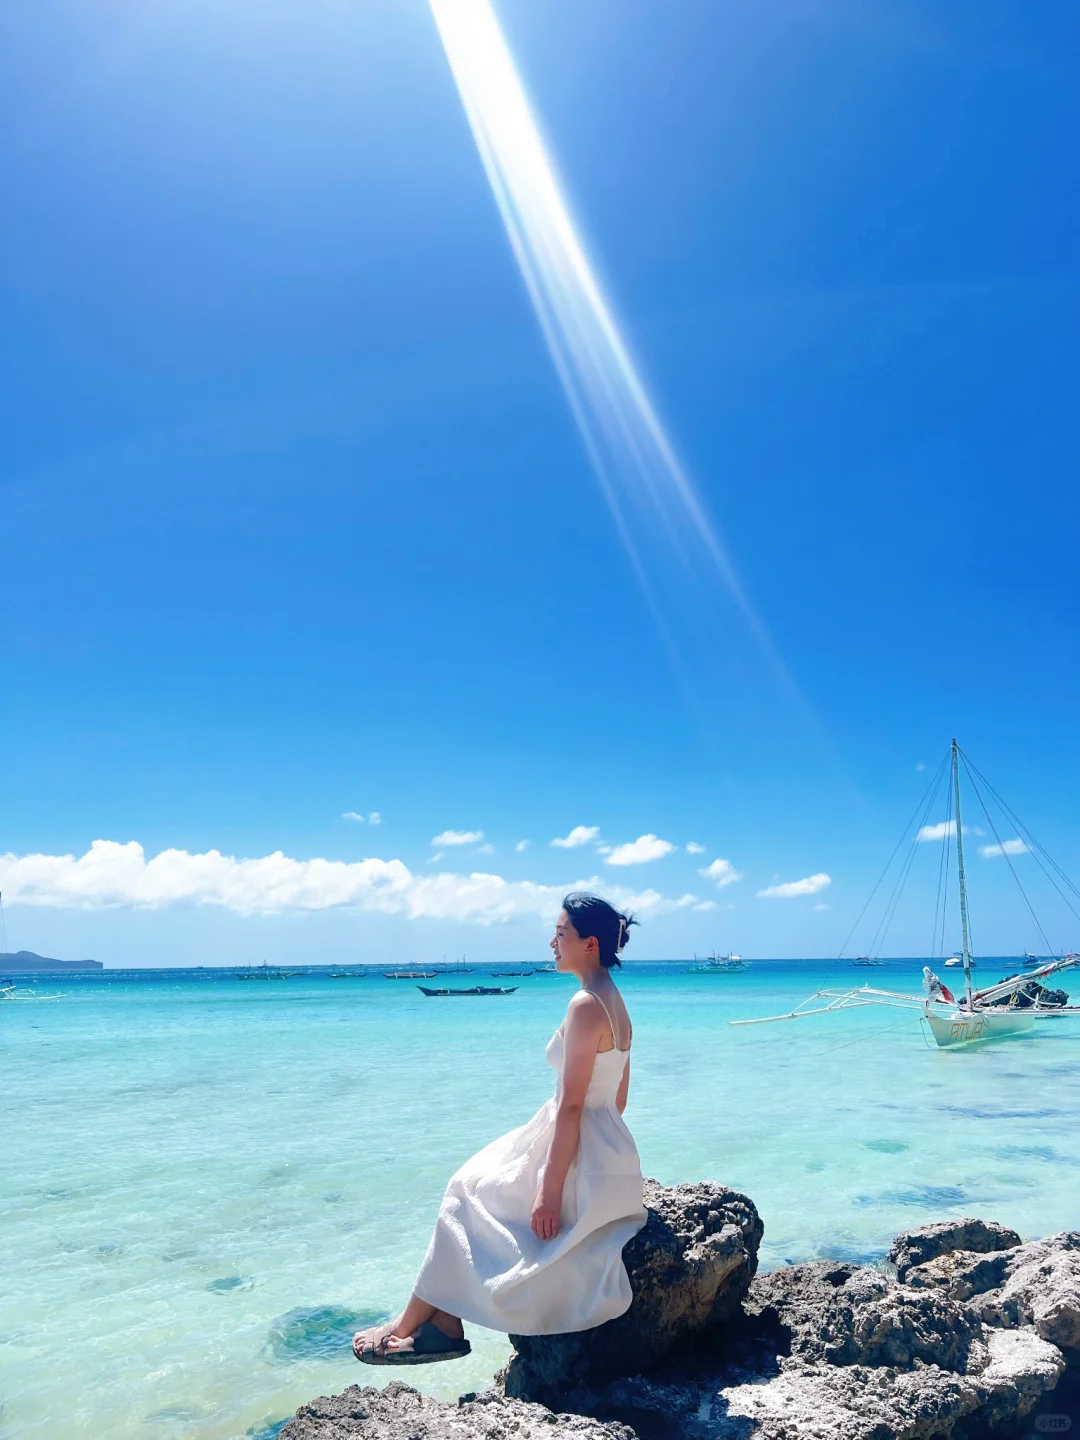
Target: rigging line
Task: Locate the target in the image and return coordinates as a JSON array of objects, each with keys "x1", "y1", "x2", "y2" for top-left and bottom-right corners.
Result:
[
  {"x1": 959, "y1": 751, "x2": 1056, "y2": 955},
  {"x1": 933, "y1": 785, "x2": 953, "y2": 961},
  {"x1": 814, "y1": 1012, "x2": 926, "y2": 1058},
  {"x1": 962, "y1": 755, "x2": 1080, "y2": 926},
  {"x1": 872, "y1": 809, "x2": 930, "y2": 959},
  {"x1": 962, "y1": 751, "x2": 1080, "y2": 907},
  {"x1": 938, "y1": 813, "x2": 952, "y2": 961},
  {"x1": 865, "y1": 757, "x2": 950, "y2": 959},
  {"x1": 835, "y1": 751, "x2": 950, "y2": 961}
]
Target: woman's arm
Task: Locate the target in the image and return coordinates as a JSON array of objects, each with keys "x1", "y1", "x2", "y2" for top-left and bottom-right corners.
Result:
[
  {"x1": 531, "y1": 994, "x2": 603, "y2": 1240},
  {"x1": 615, "y1": 1056, "x2": 630, "y2": 1115}
]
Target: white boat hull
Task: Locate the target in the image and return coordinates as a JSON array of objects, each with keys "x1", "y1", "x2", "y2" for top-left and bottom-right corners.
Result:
[{"x1": 924, "y1": 1005, "x2": 1035, "y2": 1048}]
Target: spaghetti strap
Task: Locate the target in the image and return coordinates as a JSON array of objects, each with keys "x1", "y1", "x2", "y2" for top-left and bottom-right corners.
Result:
[{"x1": 587, "y1": 988, "x2": 628, "y2": 1053}]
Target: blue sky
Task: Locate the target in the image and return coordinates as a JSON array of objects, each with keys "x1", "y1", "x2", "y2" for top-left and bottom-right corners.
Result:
[{"x1": 1, "y1": 0, "x2": 1078, "y2": 965}]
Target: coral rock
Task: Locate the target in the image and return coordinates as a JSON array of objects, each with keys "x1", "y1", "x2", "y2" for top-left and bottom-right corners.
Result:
[
  {"x1": 278, "y1": 1380, "x2": 633, "y2": 1440},
  {"x1": 504, "y1": 1179, "x2": 762, "y2": 1408},
  {"x1": 886, "y1": 1218, "x2": 1021, "y2": 1282}
]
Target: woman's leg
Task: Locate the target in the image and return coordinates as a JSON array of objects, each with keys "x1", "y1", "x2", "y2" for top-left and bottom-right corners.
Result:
[{"x1": 353, "y1": 1294, "x2": 464, "y2": 1356}]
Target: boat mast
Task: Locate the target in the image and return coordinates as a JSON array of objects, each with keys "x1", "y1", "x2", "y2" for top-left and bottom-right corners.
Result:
[{"x1": 951, "y1": 739, "x2": 974, "y2": 1007}]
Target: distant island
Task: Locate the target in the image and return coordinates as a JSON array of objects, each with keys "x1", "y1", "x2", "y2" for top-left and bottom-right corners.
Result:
[{"x1": 0, "y1": 950, "x2": 102, "y2": 972}]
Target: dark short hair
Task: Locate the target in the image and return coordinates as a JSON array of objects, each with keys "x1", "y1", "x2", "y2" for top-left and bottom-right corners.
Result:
[{"x1": 561, "y1": 893, "x2": 638, "y2": 969}]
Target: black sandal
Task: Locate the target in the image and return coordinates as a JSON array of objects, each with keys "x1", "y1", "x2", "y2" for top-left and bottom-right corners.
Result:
[{"x1": 354, "y1": 1320, "x2": 471, "y2": 1366}]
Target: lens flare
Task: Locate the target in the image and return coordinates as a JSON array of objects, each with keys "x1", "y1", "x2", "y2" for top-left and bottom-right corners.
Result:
[{"x1": 429, "y1": 0, "x2": 800, "y2": 707}]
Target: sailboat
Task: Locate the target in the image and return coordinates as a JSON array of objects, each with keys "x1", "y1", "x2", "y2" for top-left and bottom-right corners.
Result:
[{"x1": 732, "y1": 740, "x2": 1080, "y2": 1049}]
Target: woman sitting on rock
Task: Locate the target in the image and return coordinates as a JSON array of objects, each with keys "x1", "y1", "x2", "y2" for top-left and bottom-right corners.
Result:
[{"x1": 353, "y1": 892, "x2": 647, "y2": 1364}]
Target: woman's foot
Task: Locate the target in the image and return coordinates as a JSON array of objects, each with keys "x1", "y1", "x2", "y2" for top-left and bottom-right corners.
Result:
[
  {"x1": 352, "y1": 1320, "x2": 398, "y2": 1362},
  {"x1": 352, "y1": 1313, "x2": 470, "y2": 1366}
]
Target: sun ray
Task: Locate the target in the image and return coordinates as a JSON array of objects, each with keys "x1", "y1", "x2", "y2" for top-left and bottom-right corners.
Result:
[{"x1": 428, "y1": 0, "x2": 804, "y2": 711}]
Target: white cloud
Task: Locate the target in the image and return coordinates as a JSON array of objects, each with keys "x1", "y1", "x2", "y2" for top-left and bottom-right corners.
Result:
[
  {"x1": 915, "y1": 763, "x2": 926, "y2": 773},
  {"x1": 428, "y1": 852, "x2": 444, "y2": 865},
  {"x1": 515, "y1": 840, "x2": 530, "y2": 853},
  {"x1": 0, "y1": 841, "x2": 679, "y2": 927},
  {"x1": 475, "y1": 842, "x2": 495, "y2": 855},
  {"x1": 606, "y1": 834, "x2": 675, "y2": 867},
  {"x1": 757, "y1": 873, "x2": 832, "y2": 899},
  {"x1": 431, "y1": 829, "x2": 484, "y2": 847},
  {"x1": 698, "y1": 858, "x2": 743, "y2": 889},
  {"x1": 979, "y1": 838, "x2": 1029, "y2": 858},
  {"x1": 674, "y1": 893, "x2": 699, "y2": 908},
  {"x1": 551, "y1": 826, "x2": 599, "y2": 849},
  {"x1": 368, "y1": 812, "x2": 382, "y2": 825},
  {"x1": 693, "y1": 900, "x2": 717, "y2": 912},
  {"x1": 685, "y1": 842, "x2": 705, "y2": 854},
  {"x1": 341, "y1": 812, "x2": 366, "y2": 822},
  {"x1": 813, "y1": 903, "x2": 831, "y2": 911},
  {"x1": 917, "y1": 820, "x2": 983, "y2": 842}
]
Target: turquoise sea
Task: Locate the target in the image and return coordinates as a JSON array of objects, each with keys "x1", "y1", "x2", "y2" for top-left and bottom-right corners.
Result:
[{"x1": 4, "y1": 959, "x2": 1079, "y2": 1440}]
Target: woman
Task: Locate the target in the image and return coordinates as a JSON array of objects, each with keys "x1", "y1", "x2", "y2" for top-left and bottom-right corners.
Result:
[{"x1": 353, "y1": 892, "x2": 646, "y2": 1364}]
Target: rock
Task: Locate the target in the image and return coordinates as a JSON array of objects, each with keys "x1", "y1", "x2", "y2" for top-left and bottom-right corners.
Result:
[
  {"x1": 974, "y1": 1232, "x2": 1080, "y2": 1358},
  {"x1": 886, "y1": 1218, "x2": 1021, "y2": 1282},
  {"x1": 503, "y1": 1179, "x2": 762, "y2": 1408},
  {"x1": 286, "y1": 1206, "x2": 1077, "y2": 1440},
  {"x1": 895, "y1": 1229, "x2": 1080, "y2": 1362},
  {"x1": 592, "y1": 1325, "x2": 1065, "y2": 1439},
  {"x1": 902, "y1": 1249, "x2": 1014, "y2": 1301},
  {"x1": 278, "y1": 1380, "x2": 634, "y2": 1440},
  {"x1": 744, "y1": 1261, "x2": 983, "y2": 1371}
]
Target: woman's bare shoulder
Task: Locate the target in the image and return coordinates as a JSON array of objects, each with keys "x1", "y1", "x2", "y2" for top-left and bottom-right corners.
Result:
[{"x1": 565, "y1": 990, "x2": 606, "y2": 1027}]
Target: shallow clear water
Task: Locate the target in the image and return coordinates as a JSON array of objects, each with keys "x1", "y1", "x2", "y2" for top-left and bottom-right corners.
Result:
[{"x1": 3, "y1": 960, "x2": 1079, "y2": 1439}]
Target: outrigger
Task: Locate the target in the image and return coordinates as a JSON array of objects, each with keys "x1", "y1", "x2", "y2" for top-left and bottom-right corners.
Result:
[{"x1": 731, "y1": 740, "x2": 1080, "y2": 1049}]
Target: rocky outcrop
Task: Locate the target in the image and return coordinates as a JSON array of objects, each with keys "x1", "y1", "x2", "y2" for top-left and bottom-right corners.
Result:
[
  {"x1": 549, "y1": 1253, "x2": 1067, "y2": 1439},
  {"x1": 504, "y1": 1180, "x2": 762, "y2": 1408},
  {"x1": 592, "y1": 1327, "x2": 1064, "y2": 1440},
  {"x1": 886, "y1": 1217, "x2": 1020, "y2": 1282},
  {"x1": 895, "y1": 1223, "x2": 1080, "y2": 1362},
  {"x1": 744, "y1": 1260, "x2": 984, "y2": 1371},
  {"x1": 279, "y1": 1380, "x2": 633, "y2": 1440},
  {"x1": 283, "y1": 1197, "x2": 1080, "y2": 1440}
]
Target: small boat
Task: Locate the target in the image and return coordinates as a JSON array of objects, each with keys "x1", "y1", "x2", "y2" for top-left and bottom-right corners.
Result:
[
  {"x1": 690, "y1": 952, "x2": 750, "y2": 973},
  {"x1": 1022, "y1": 952, "x2": 1044, "y2": 968},
  {"x1": 2, "y1": 984, "x2": 62, "y2": 1001},
  {"x1": 533, "y1": 963, "x2": 558, "y2": 974},
  {"x1": 732, "y1": 740, "x2": 1080, "y2": 1049},
  {"x1": 853, "y1": 956, "x2": 884, "y2": 967},
  {"x1": 417, "y1": 985, "x2": 518, "y2": 997},
  {"x1": 490, "y1": 970, "x2": 534, "y2": 977},
  {"x1": 384, "y1": 970, "x2": 438, "y2": 979}
]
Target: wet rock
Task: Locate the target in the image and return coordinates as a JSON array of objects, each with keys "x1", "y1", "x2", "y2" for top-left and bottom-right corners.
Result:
[
  {"x1": 887, "y1": 1218, "x2": 1021, "y2": 1282},
  {"x1": 278, "y1": 1381, "x2": 632, "y2": 1440},
  {"x1": 503, "y1": 1180, "x2": 763, "y2": 1408}
]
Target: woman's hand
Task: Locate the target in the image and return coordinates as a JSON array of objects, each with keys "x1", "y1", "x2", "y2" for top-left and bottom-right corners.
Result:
[{"x1": 531, "y1": 1187, "x2": 561, "y2": 1240}]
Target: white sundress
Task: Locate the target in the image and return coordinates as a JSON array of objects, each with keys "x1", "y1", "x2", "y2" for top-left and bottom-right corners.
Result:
[{"x1": 412, "y1": 992, "x2": 647, "y2": 1335}]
